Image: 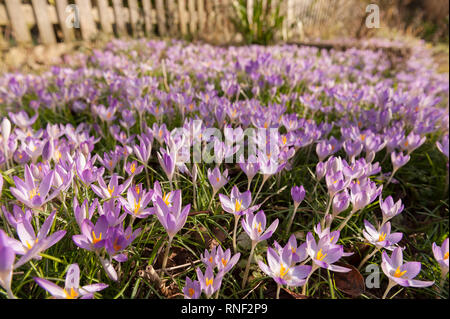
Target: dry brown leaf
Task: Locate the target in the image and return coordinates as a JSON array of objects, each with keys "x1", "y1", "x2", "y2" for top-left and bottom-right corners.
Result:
[{"x1": 333, "y1": 262, "x2": 365, "y2": 297}]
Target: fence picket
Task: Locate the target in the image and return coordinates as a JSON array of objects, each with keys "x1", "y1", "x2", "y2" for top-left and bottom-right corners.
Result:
[
  {"x1": 55, "y1": 0, "x2": 75, "y2": 41},
  {"x1": 155, "y1": 0, "x2": 167, "y2": 36},
  {"x1": 142, "y1": 0, "x2": 153, "y2": 36},
  {"x1": 75, "y1": 0, "x2": 97, "y2": 41},
  {"x1": 4, "y1": 0, "x2": 32, "y2": 44},
  {"x1": 129, "y1": 0, "x2": 140, "y2": 37},
  {"x1": 112, "y1": 0, "x2": 126, "y2": 37},
  {"x1": 187, "y1": 0, "x2": 196, "y2": 35},
  {"x1": 31, "y1": 0, "x2": 56, "y2": 44},
  {"x1": 96, "y1": 0, "x2": 113, "y2": 35},
  {"x1": 178, "y1": 0, "x2": 188, "y2": 36}
]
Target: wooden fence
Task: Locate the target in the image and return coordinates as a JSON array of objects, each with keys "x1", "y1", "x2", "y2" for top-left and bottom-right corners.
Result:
[{"x1": 0, "y1": 0, "x2": 366, "y2": 46}]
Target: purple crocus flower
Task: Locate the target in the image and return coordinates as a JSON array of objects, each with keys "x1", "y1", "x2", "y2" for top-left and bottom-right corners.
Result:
[
  {"x1": 219, "y1": 185, "x2": 255, "y2": 217},
  {"x1": 402, "y1": 132, "x2": 426, "y2": 154},
  {"x1": 75, "y1": 153, "x2": 105, "y2": 187},
  {"x1": 125, "y1": 160, "x2": 143, "y2": 176},
  {"x1": 432, "y1": 238, "x2": 449, "y2": 282},
  {"x1": 183, "y1": 277, "x2": 201, "y2": 299},
  {"x1": 10, "y1": 165, "x2": 59, "y2": 209},
  {"x1": 207, "y1": 167, "x2": 229, "y2": 196},
  {"x1": 34, "y1": 263, "x2": 108, "y2": 299},
  {"x1": 133, "y1": 135, "x2": 152, "y2": 164},
  {"x1": 291, "y1": 185, "x2": 305, "y2": 210},
  {"x1": 363, "y1": 220, "x2": 403, "y2": 250},
  {"x1": 72, "y1": 215, "x2": 109, "y2": 253},
  {"x1": 332, "y1": 190, "x2": 350, "y2": 217},
  {"x1": 215, "y1": 246, "x2": 240, "y2": 274},
  {"x1": 8, "y1": 111, "x2": 38, "y2": 129},
  {"x1": 73, "y1": 198, "x2": 98, "y2": 229},
  {"x1": 273, "y1": 234, "x2": 308, "y2": 265},
  {"x1": 196, "y1": 266, "x2": 224, "y2": 298},
  {"x1": 239, "y1": 154, "x2": 260, "y2": 189},
  {"x1": 305, "y1": 232, "x2": 351, "y2": 273},
  {"x1": 241, "y1": 210, "x2": 279, "y2": 243},
  {"x1": 119, "y1": 183, "x2": 154, "y2": 219},
  {"x1": 258, "y1": 246, "x2": 312, "y2": 290},
  {"x1": 381, "y1": 247, "x2": 434, "y2": 298},
  {"x1": 380, "y1": 195, "x2": 404, "y2": 225},
  {"x1": 157, "y1": 148, "x2": 176, "y2": 184},
  {"x1": 0, "y1": 230, "x2": 16, "y2": 298},
  {"x1": 154, "y1": 189, "x2": 191, "y2": 240},
  {"x1": 12, "y1": 210, "x2": 66, "y2": 269},
  {"x1": 390, "y1": 151, "x2": 410, "y2": 173},
  {"x1": 104, "y1": 225, "x2": 141, "y2": 262},
  {"x1": 91, "y1": 174, "x2": 131, "y2": 201}
]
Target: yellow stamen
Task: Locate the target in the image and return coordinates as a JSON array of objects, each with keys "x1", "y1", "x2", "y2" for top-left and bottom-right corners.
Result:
[
  {"x1": 209, "y1": 256, "x2": 213, "y2": 263},
  {"x1": 378, "y1": 232, "x2": 387, "y2": 242},
  {"x1": 255, "y1": 222, "x2": 262, "y2": 233},
  {"x1": 360, "y1": 134, "x2": 366, "y2": 141},
  {"x1": 130, "y1": 163, "x2": 136, "y2": 173},
  {"x1": 92, "y1": 231, "x2": 102, "y2": 245},
  {"x1": 134, "y1": 198, "x2": 141, "y2": 215},
  {"x1": 63, "y1": 287, "x2": 79, "y2": 299},
  {"x1": 444, "y1": 252, "x2": 449, "y2": 260},
  {"x1": 113, "y1": 238, "x2": 122, "y2": 251},
  {"x1": 25, "y1": 238, "x2": 38, "y2": 250},
  {"x1": 108, "y1": 186, "x2": 115, "y2": 196},
  {"x1": 316, "y1": 249, "x2": 327, "y2": 261},
  {"x1": 235, "y1": 199, "x2": 242, "y2": 212},
  {"x1": 188, "y1": 288, "x2": 195, "y2": 297},
  {"x1": 393, "y1": 267, "x2": 407, "y2": 278},
  {"x1": 205, "y1": 277, "x2": 213, "y2": 286},
  {"x1": 29, "y1": 188, "x2": 40, "y2": 200},
  {"x1": 282, "y1": 136, "x2": 287, "y2": 145},
  {"x1": 216, "y1": 177, "x2": 220, "y2": 182},
  {"x1": 162, "y1": 192, "x2": 171, "y2": 206},
  {"x1": 291, "y1": 247, "x2": 296, "y2": 254},
  {"x1": 279, "y1": 263, "x2": 289, "y2": 278},
  {"x1": 222, "y1": 258, "x2": 228, "y2": 267}
]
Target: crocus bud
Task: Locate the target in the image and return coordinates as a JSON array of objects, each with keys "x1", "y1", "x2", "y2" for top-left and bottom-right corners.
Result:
[{"x1": 291, "y1": 185, "x2": 306, "y2": 208}]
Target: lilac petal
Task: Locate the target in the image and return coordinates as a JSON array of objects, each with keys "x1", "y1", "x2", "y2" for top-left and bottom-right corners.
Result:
[
  {"x1": 65, "y1": 264, "x2": 80, "y2": 290},
  {"x1": 80, "y1": 283, "x2": 108, "y2": 295},
  {"x1": 72, "y1": 235, "x2": 92, "y2": 251},
  {"x1": 99, "y1": 257, "x2": 118, "y2": 281},
  {"x1": 38, "y1": 171, "x2": 54, "y2": 199},
  {"x1": 328, "y1": 264, "x2": 352, "y2": 273},
  {"x1": 34, "y1": 277, "x2": 66, "y2": 298},
  {"x1": 37, "y1": 211, "x2": 57, "y2": 241},
  {"x1": 408, "y1": 279, "x2": 434, "y2": 288}
]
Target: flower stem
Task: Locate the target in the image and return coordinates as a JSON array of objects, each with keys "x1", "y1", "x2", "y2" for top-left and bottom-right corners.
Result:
[
  {"x1": 161, "y1": 236, "x2": 173, "y2": 272},
  {"x1": 357, "y1": 246, "x2": 380, "y2": 271},
  {"x1": 337, "y1": 208, "x2": 358, "y2": 232},
  {"x1": 382, "y1": 280, "x2": 397, "y2": 299},
  {"x1": 242, "y1": 241, "x2": 257, "y2": 289},
  {"x1": 285, "y1": 204, "x2": 298, "y2": 236},
  {"x1": 385, "y1": 168, "x2": 398, "y2": 187},
  {"x1": 208, "y1": 190, "x2": 217, "y2": 211},
  {"x1": 302, "y1": 264, "x2": 318, "y2": 296},
  {"x1": 276, "y1": 284, "x2": 281, "y2": 299},
  {"x1": 232, "y1": 215, "x2": 240, "y2": 254},
  {"x1": 252, "y1": 175, "x2": 268, "y2": 206}
]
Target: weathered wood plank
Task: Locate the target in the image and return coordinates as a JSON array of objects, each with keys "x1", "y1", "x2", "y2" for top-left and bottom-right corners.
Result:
[
  {"x1": 166, "y1": 0, "x2": 177, "y2": 36},
  {"x1": 112, "y1": 0, "x2": 126, "y2": 37},
  {"x1": 155, "y1": 0, "x2": 167, "y2": 36},
  {"x1": 96, "y1": 0, "x2": 113, "y2": 34},
  {"x1": 0, "y1": 4, "x2": 8, "y2": 26},
  {"x1": 187, "y1": 0, "x2": 197, "y2": 35},
  {"x1": 142, "y1": 0, "x2": 153, "y2": 36},
  {"x1": 177, "y1": 0, "x2": 188, "y2": 36},
  {"x1": 129, "y1": 0, "x2": 140, "y2": 37},
  {"x1": 4, "y1": 0, "x2": 32, "y2": 44},
  {"x1": 75, "y1": 0, "x2": 97, "y2": 40},
  {"x1": 55, "y1": 0, "x2": 75, "y2": 41},
  {"x1": 196, "y1": 0, "x2": 206, "y2": 32},
  {"x1": 31, "y1": 0, "x2": 57, "y2": 44}
]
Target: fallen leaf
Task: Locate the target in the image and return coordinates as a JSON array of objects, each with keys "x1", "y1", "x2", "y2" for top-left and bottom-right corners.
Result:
[{"x1": 333, "y1": 262, "x2": 365, "y2": 297}]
